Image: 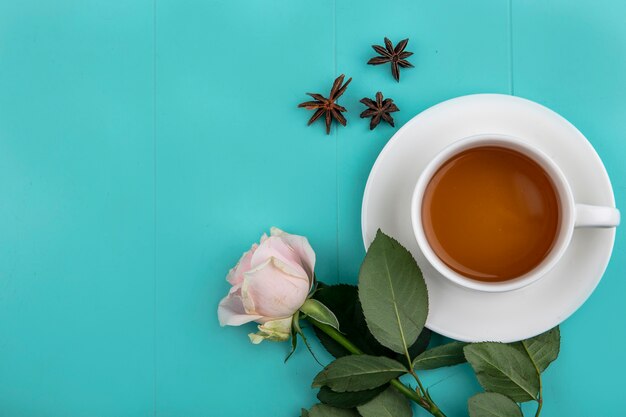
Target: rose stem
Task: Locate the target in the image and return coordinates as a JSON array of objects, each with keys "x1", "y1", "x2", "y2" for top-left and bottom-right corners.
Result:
[{"x1": 307, "y1": 319, "x2": 447, "y2": 417}]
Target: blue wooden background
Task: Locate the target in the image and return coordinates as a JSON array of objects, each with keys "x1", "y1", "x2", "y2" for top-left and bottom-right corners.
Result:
[{"x1": 1, "y1": 0, "x2": 625, "y2": 415}]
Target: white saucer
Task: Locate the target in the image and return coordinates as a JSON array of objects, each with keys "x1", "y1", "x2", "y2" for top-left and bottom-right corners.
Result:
[{"x1": 361, "y1": 94, "x2": 617, "y2": 343}]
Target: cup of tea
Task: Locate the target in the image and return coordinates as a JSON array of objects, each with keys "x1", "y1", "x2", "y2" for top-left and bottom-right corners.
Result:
[{"x1": 411, "y1": 134, "x2": 620, "y2": 292}]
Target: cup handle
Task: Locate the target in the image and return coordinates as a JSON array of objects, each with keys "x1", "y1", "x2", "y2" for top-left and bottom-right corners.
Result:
[{"x1": 574, "y1": 204, "x2": 621, "y2": 228}]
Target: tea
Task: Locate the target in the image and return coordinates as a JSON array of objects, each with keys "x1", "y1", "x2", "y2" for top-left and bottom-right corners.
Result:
[{"x1": 421, "y1": 146, "x2": 560, "y2": 282}]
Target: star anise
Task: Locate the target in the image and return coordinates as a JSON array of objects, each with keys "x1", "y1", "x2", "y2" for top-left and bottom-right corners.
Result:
[
  {"x1": 298, "y1": 74, "x2": 352, "y2": 134},
  {"x1": 359, "y1": 92, "x2": 399, "y2": 130},
  {"x1": 367, "y1": 37, "x2": 414, "y2": 82}
]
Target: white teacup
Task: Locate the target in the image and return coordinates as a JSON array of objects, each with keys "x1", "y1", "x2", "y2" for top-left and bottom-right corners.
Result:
[{"x1": 410, "y1": 134, "x2": 620, "y2": 292}]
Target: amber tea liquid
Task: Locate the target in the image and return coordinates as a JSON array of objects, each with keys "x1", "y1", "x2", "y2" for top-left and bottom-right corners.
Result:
[{"x1": 421, "y1": 146, "x2": 560, "y2": 282}]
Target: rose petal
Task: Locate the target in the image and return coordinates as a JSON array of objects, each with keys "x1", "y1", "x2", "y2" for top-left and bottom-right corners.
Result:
[
  {"x1": 218, "y1": 292, "x2": 263, "y2": 326},
  {"x1": 242, "y1": 258, "x2": 310, "y2": 318},
  {"x1": 248, "y1": 317, "x2": 292, "y2": 344},
  {"x1": 228, "y1": 282, "x2": 242, "y2": 296},
  {"x1": 248, "y1": 332, "x2": 265, "y2": 344},
  {"x1": 251, "y1": 235, "x2": 308, "y2": 279},
  {"x1": 226, "y1": 243, "x2": 259, "y2": 286},
  {"x1": 270, "y1": 227, "x2": 316, "y2": 282}
]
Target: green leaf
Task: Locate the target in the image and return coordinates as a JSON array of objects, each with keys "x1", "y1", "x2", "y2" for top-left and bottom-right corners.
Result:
[
  {"x1": 468, "y1": 393, "x2": 522, "y2": 417},
  {"x1": 406, "y1": 327, "x2": 432, "y2": 360},
  {"x1": 317, "y1": 385, "x2": 387, "y2": 409},
  {"x1": 464, "y1": 343, "x2": 539, "y2": 402},
  {"x1": 308, "y1": 404, "x2": 360, "y2": 417},
  {"x1": 300, "y1": 299, "x2": 341, "y2": 331},
  {"x1": 312, "y1": 355, "x2": 406, "y2": 392},
  {"x1": 358, "y1": 230, "x2": 428, "y2": 354},
  {"x1": 357, "y1": 386, "x2": 412, "y2": 417},
  {"x1": 301, "y1": 408, "x2": 310, "y2": 417},
  {"x1": 412, "y1": 341, "x2": 467, "y2": 370},
  {"x1": 312, "y1": 284, "x2": 360, "y2": 358},
  {"x1": 312, "y1": 283, "x2": 430, "y2": 362},
  {"x1": 520, "y1": 327, "x2": 560, "y2": 373}
]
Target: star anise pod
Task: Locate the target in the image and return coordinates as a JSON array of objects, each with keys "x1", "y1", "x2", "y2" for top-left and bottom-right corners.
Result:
[
  {"x1": 360, "y1": 92, "x2": 399, "y2": 130},
  {"x1": 367, "y1": 37, "x2": 414, "y2": 82},
  {"x1": 298, "y1": 74, "x2": 352, "y2": 134}
]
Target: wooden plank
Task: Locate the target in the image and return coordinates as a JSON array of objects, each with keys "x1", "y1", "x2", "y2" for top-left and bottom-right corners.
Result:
[
  {"x1": 512, "y1": 1, "x2": 626, "y2": 414},
  {"x1": 335, "y1": 0, "x2": 512, "y2": 280},
  {"x1": 154, "y1": 0, "x2": 336, "y2": 415},
  {"x1": 333, "y1": 2, "x2": 512, "y2": 414},
  {"x1": 0, "y1": 1, "x2": 154, "y2": 415}
]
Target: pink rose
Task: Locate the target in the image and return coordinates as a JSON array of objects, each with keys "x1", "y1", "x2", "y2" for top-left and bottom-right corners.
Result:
[{"x1": 217, "y1": 227, "x2": 316, "y2": 343}]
